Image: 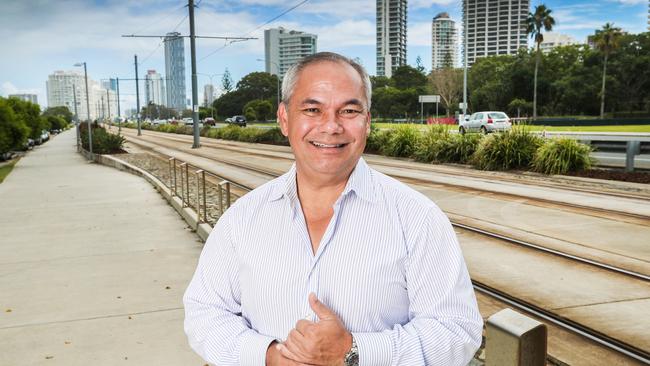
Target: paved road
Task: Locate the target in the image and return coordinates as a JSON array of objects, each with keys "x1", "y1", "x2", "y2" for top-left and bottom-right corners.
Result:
[{"x1": 0, "y1": 129, "x2": 205, "y2": 365}]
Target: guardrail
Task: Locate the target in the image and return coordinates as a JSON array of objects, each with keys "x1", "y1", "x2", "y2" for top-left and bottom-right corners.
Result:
[{"x1": 166, "y1": 156, "x2": 236, "y2": 226}]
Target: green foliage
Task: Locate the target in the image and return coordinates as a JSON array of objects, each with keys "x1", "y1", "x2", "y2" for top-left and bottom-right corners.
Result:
[
  {"x1": 258, "y1": 127, "x2": 288, "y2": 145},
  {"x1": 414, "y1": 125, "x2": 481, "y2": 164},
  {"x1": 0, "y1": 97, "x2": 30, "y2": 154},
  {"x1": 365, "y1": 125, "x2": 394, "y2": 154},
  {"x1": 383, "y1": 124, "x2": 420, "y2": 157},
  {"x1": 391, "y1": 65, "x2": 428, "y2": 92},
  {"x1": 472, "y1": 127, "x2": 543, "y2": 170},
  {"x1": 79, "y1": 124, "x2": 125, "y2": 154},
  {"x1": 221, "y1": 68, "x2": 233, "y2": 92},
  {"x1": 42, "y1": 106, "x2": 73, "y2": 123},
  {"x1": 532, "y1": 138, "x2": 594, "y2": 174},
  {"x1": 244, "y1": 99, "x2": 273, "y2": 121},
  {"x1": 46, "y1": 115, "x2": 68, "y2": 131},
  {"x1": 141, "y1": 103, "x2": 177, "y2": 119},
  {"x1": 6, "y1": 97, "x2": 46, "y2": 139}
]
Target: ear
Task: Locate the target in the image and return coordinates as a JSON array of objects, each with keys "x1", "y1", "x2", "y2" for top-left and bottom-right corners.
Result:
[{"x1": 277, "y1": 102, "x2": 289, "y2": 137}]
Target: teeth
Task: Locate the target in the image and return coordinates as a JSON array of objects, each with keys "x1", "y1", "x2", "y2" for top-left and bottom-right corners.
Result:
[{"x1": 311, "y1": 141, "x2": 344, "y2": 148}]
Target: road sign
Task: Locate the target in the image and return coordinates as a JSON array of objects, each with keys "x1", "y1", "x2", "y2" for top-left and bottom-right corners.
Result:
[
  {"x1": 419, "y1": 95, "x2": 440, "y2": 103},
  {"x1": 459, "y1": 102, "x2": 467, "y2": 109}
]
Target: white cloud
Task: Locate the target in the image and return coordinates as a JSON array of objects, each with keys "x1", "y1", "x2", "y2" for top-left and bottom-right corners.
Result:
[
  {"x1": 613, "y1": 0, "x2": 646, "y2": 4},
  {"x1": 1, "y1": 82, "x2": 19, "y2": 96},
  {"x1": 409, "y1": 21, "x2": 433, "y2": 47}
]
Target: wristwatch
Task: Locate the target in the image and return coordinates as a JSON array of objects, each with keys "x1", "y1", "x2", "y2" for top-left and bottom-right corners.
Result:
[{"x1": 344, "y1": 335, "x2": 359, "y2": 366}]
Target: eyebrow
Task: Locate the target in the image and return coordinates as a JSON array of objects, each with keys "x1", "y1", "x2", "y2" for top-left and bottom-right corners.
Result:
[{"x1": 299, "y1": 98, "x2": 365, "y2": 107}]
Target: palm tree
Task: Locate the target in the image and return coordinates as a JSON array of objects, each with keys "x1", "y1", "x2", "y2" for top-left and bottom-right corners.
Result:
[
  {"x1": 595, "y1": 23, "x2": 623, "y2": 119},
  {"x1": 525, "y1": 5, "x2": 555, "y2": 119}
]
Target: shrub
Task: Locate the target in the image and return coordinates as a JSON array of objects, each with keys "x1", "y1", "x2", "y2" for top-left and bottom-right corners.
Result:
[
  {"x1": 365, "y1": 125, "x2": 394, "y2": 154},
  {"x1": 174, "y1": 125, "x2": 193, "y2": 135},
  {"x1": 532, "y1": 138, "x2": 594, "y2": 175},
  {"x1": 220, "y1": 125, "x2": 243, "y2": 140},
  {"x1": 79, "y1": 125, "x2": 125, "y2": 154},
  {"x1": 472, "y1": 127, "x2": 543, "y2": 170},
  {"x1": 259, "y1": 127, "x2": 288, "y2": 145},
  {"x1": 0, "y1": 98, "x2": 30, "y2": 154},
  {"x1": 237, "y1": 127, "x2": 263, "y2": 143},
  {"x1": 413, "y1": 125, "x2": 451, "y2": 162},
  {"x1": 383, "y1": 124, "x2": 420, "y2": 157}
]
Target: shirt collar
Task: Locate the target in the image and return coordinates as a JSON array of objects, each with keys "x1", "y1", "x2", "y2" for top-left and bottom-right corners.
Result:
[{"x1": 268, "y1": 158, "x2": 376, "y2": 204}]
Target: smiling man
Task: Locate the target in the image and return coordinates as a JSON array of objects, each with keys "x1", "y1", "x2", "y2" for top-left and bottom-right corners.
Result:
[{"x1": 183, "y1": 52, "x2": 483, "y2": 366}]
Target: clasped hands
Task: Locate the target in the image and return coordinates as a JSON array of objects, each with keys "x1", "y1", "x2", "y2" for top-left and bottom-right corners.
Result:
[{"x1": 266, "y1": 293, "x2": 353, "y2": 366}]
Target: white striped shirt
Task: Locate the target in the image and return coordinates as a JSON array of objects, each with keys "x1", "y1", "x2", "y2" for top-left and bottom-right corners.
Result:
[{"x1": 183, "y1": 158, "x2": 483, "y2": 365}]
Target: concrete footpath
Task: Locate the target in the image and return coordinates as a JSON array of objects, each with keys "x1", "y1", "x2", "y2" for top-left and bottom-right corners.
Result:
[{"x1": 0, "y1": 129, "x2": 206, "y2": 365}]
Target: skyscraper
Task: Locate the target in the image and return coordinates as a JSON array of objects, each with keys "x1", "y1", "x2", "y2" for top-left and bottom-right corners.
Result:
[
  {"x1": 46, "y1": 70, "x2": 117, "y2": 121},
  {"x1": 462, "y1": 0, "x2": 529, "y2": 66},
  {"x1": 264, "y1": 27, "x2": 317, "y2": 78},
  {"x1": 164, "y1": 32, "x2": 186, "y2": 112},
  {"x1": 431, "y1": 12, "x2": 458, "y2": 69},
  {"x1": 203, "y1": 84, "x2": 215, "y2": 108},
  {"x1": 145, "y1": 70, "x2": 166, "y2": 106},
  {"x1": 376, "y1": 0, "x2": 407, "y2": 78}
]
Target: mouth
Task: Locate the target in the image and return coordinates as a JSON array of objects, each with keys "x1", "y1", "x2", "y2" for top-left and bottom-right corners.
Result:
[{"x1": 309, "y1": 141, "x2": 348, "y2": 148}]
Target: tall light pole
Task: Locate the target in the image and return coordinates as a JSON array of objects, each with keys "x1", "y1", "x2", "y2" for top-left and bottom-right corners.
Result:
[
  {"x1": 72, "y1": 84, "x2": 79, "y2": 150},
  {"x1": 462, "y1": 0, "x2": 468, "y2": 118},
  {"x1": 74, "y1": 62, "x2": 92, "y2": 160},
  {"x1": 257, "y1": 58, "x2": 281, "y2": 109}
]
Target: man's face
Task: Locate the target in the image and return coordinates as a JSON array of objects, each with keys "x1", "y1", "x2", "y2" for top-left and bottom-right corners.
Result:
[{"x1": 278, "y1": 61, "x2": 370, "y2": 182}]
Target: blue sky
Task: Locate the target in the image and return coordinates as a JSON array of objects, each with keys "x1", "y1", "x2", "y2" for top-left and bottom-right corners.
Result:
[{"x1": 0, "y1": 0, "x2": 647, "y2": 112}]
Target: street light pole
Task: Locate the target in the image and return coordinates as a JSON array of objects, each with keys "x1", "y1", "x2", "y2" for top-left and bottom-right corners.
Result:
[
  {"x1": 74, "y1": 62, "x2": 93, "y2": 160},
  {"x1": 462, "y1": 0, "x2": 468, "y2": 118},
  {"x1": 197, "y1": 72, "x2": 223, "y2": 120},
  {"x1": 189, "y1": 0, "x2": 200, "y2": 148},
  {"x1": 73, "y1": 84, "x2": 79, "y2": 151},
  {"x1": 116, "y1": 77, "x2": 121, "y2": 133}
]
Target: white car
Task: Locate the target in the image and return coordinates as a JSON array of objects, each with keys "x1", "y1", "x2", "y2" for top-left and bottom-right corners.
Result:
[
  {"x1": 459, "y1": 111, "x2": 511, "y2": 134},
  {"x1": 182, "y1": 117, "x2": 194, "y2": 125},
  {"x1": 152, "y1": 119, "x2": 168, "y2": 126}
]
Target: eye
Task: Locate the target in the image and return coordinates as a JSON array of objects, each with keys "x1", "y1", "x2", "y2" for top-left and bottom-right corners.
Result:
[
  {"x1": 339, "y1": 108, "x2": 363, "y2": 117},
  {"x1": 302, "y1": 107, "x2": 320, "y2": 116}
]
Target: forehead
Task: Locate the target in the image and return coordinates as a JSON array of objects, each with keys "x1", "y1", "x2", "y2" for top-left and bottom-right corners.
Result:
[{"x1": 293, "y1": 61, "x2": 365, "y2": 102}]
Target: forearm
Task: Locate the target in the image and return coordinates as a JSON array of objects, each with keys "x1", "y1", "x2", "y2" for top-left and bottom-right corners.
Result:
[{"x1": 353, "y1": 314, "x2": 482, "y2": 366}]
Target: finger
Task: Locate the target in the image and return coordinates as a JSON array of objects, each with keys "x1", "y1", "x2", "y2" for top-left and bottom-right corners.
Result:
[
  {"x1": 284, "y1": 331, "x2": 310, "y2": 359},
  {"x1": 309, "y1": 293, "x2": 335, "y2": 319},
  {"x1": 276, "y1": 342, "x2": 309, "y2": 364},
  {"x1": 287, "y1": 328, "x2": 308, "y2": 346},
  {"x1": 295, "y1": 319, "x2": 314, "y2": 335}
]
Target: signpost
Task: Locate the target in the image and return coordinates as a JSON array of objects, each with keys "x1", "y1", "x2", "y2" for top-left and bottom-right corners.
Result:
[{"x1": 419, "y1": 95, "x2": 440, "y2": 124}]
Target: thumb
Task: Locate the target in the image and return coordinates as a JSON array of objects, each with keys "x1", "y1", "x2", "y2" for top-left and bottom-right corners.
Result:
[{"x1": 309, "y1": 293, "x2": 335, "y2": 319}]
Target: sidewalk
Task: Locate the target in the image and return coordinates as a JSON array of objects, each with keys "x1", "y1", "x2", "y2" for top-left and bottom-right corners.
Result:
[{"x1": 0, "y1": 129, "x2": 206, "y2": 365}]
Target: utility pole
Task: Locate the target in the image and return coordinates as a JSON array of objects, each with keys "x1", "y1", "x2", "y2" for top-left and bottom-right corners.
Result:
[
  {"x1": 462, "y1": 0, "x2": 468, "y2": 118},
  {"x1": 135, "y1": 54, "x2": 141, "y2": 136},
  {"x1": 73, "y1": 85, "x2": 79, "y2": 150},
  {"x1": 189, "y1": 0, "x2": 200, "y2": 148},
  {"x1": 106, "y1": 88, "x2": 111, "y2": 129},
  {"x1": 116, "y1": 78, "x2": 121, "y2": 133}
]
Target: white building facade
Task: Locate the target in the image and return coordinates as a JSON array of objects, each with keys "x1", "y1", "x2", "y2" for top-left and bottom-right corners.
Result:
[
  {"x1": 203, "y1": 84, "x2": 215, "y2": 107},
  {"x1": 46, "y1": 70, "x2": 117, "y2": 121},
  {"x1": 432, "y1": 12, "x2": 459, "y2": 69},
  {"x1": 8, "y1": 94, "x2": 38, "y2": 105},
  {"x1": 540, "y1": 33, "x2": 578, "y2": 53},
  {"x1": 264, "y1": 27, "x2": 317, "y2": 78},
  {"x1": 145, "y1": 70, "x2": 166, "y2": 106},
  {"x1": 377, "y1": 0, "x2": 407, "y2": 78},
  {"x1": 462, "y1": 0, "x2": 530, "y2": 66}
]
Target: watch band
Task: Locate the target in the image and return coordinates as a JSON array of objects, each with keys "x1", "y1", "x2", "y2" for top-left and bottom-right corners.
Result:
[{"x1": 344, "y1": 335, "x2": 359, "y2": 366}]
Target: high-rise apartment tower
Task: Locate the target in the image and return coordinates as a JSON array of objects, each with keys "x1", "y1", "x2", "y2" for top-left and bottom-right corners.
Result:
[
  {"x1": 376, "y1": 0, "x2": 407, "y2": 78},
  {"x1": 462, "y1": 0, "x2": 529, "y2": 66},
  {"x1": 164, "y1": 32, "x2": 186, "y2": 112},
  {"x1": 431, "y1": 12, "x2": 458, "y2": 69},
  {"x1": 144, "y1": 70, "x2": 166, "y2": 106},
  {"x1": 264, "y1": 27, "x2": 317, "y2": 78}
]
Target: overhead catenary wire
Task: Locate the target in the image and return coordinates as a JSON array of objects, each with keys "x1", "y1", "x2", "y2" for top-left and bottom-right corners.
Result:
[{"x1": 198, "y1": 0, "x2": 310, "y2": 62}]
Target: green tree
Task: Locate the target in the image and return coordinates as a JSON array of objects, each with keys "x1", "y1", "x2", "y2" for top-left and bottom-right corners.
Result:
[
  {"x1": 594, "y1": 23, "x2": 623, "y2": 118},
  {"x1": 430, "y1": 68, "x2": 463, "y2": 116},
  {"x1": 370, "y1": 76, "x2": 391, "y2": 89},
  {"x1": 0, "y1": 97, "x2": 30, "y2": 154},
  {"x1": 415, "y1": 56, "x2": 426, "y2": 74},
  {"x1": 391, "y1": 65, "x2": 428, "y2": 92},
  {"x1": 222, "y1": 68, "x2": 233, "y2": 92},
  {"x1": 42, "y1": 106, "x2": 73, "y2": 123},
  {"x1": 141, "y1": 103, "x2": 177, "y2": 119},
  {"x1": 46, "y1": 115, "x2": 67, "y2": 131},
  {"x1": 6, "y1": 97, "x2": 47, "y2": 139},
  {"x1": 525, "y1": 4, "x2": 555, "y2": 119}
]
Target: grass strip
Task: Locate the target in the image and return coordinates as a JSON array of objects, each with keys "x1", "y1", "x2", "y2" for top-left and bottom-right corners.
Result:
[{"x1": 0, "y1": 159, "x2": 18, "y2": 184}]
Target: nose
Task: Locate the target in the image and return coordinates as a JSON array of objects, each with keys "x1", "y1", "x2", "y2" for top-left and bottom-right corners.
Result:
[{"x1": 319, "y1": 110, "x2": 344, "y2": 134}]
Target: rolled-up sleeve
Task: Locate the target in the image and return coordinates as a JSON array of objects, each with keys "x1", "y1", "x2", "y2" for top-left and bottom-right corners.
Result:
[
  {"x1": 183, "y1": 211, "x2": 275, "y2": 366},
  {"x1": 356, "y1": 205, "x2": 483, "y2": 366}
]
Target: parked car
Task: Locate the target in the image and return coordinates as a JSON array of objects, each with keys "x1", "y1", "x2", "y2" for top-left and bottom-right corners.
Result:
[
  {"x1": 203, "y1": 117, "x2": 216, "y2": 126},
  {"x1": 225, "y1": 115, "x2": 246, "y2": 127},
  {"x1": 459, "y1": 111, "x2": 511, "y2": 134},
  {"x1": 40, "y1": 130, "x2": 50, "y2": 143},
  {"x1": 182, "y1": 117, "x2": 194, "y2": 126},
  {"x1": 152, "y1": 119, "x2": 168, "y2": 126}
]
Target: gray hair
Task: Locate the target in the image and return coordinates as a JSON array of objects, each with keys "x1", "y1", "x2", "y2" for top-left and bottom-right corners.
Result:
[{"x1": 281, "y1": 52, "x2": 372, "y2": 110}]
